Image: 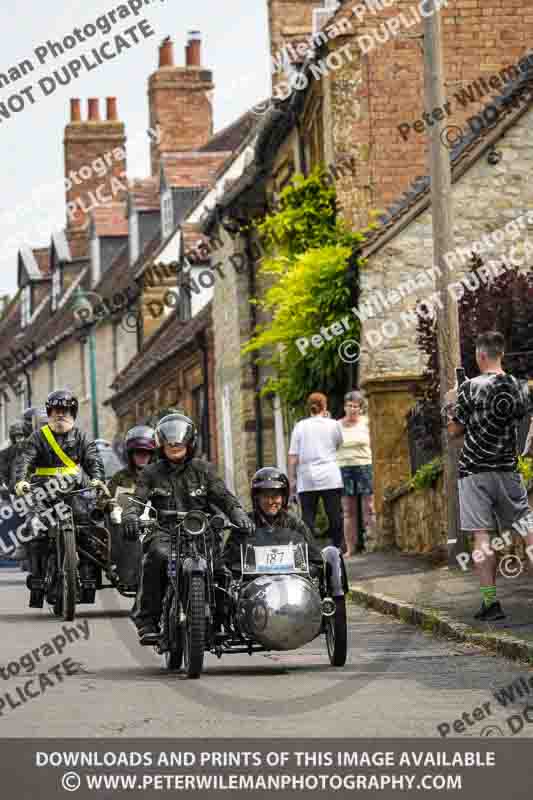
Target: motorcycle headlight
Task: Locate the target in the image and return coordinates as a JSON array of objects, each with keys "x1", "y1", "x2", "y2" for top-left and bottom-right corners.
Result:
[{"x1": 183, "y1": 510, "x2": 208, "y2": 536}]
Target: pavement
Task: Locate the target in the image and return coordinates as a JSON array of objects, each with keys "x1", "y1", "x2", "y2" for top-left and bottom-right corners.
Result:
[{"x1": 345, "y1": 551, "x2": 533, "y2": 664}]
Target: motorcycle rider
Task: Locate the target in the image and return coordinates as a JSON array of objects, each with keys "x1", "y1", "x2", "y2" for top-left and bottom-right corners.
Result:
[
  {"x1": 107, "y1": 425, "x2": 156, "y2": 499},
  {"x1": 223, "y1": 467, "x2": 324, "y2": 575},
  {"x1": 122, "y1": 412, "x2": 254, "y2": 644},
  {"x1": 14, "y1": 389, "x2": 108, "y2": 608},
  {"x1": 0, "y1": 421, "x2": 26, "y2": 494}
]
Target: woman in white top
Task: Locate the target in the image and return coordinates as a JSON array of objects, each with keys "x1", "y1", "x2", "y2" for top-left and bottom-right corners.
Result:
[
  {"x1": 288, "y1": 392, "x2": 344, "y2": 548},
  {"x1": 337, "y1": 390, "x2": 375, "y2": 557}
]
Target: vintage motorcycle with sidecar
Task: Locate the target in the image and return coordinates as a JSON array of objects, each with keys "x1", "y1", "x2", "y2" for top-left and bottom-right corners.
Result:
[
  {"x1": 38, "y1": 482, "x2": 141, "y2": 621},
  {"x1": 138, "y1": 501, "x2": 349, "y2": 678}
]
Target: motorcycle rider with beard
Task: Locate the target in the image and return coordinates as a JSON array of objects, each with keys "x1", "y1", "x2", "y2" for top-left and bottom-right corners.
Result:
[
  {"x1": 123, "y1": 413, "x2": 254, "y2": 645},
  {"x1": 223, "y1": 467, "x2": 324, "y2": 575},
  {"x1": 14, "y1": 389, "x2": 107, "y2": 608}
]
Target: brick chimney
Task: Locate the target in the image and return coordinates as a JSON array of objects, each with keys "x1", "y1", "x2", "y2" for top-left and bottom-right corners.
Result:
[
  {"x1": 148, "y1": 33, "x2": 214, "y2": 177},
  {"x1": 267, "y1": 0, "x2": 325, "y2": 91},
  {"x1": 64, "y1": 97, "x2": 127, "y2": 230}
]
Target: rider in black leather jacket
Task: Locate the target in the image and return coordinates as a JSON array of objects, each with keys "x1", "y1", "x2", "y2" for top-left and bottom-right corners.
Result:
[{"x1": 123, "y1": 413, "x2": 253, "y2": 644}]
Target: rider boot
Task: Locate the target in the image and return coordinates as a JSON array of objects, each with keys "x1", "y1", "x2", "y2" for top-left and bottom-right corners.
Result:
[
  {"x1": 133, "y1": 534, "x2": 168, "y2": 644},
  {"x1": 27, "y1": 537, "x2": 48, "y2": 608}
]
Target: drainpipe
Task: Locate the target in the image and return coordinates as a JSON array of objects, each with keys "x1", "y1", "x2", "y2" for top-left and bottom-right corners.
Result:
[{"x1": 243, "y1": 226, "x2": 264, "y2": 469}]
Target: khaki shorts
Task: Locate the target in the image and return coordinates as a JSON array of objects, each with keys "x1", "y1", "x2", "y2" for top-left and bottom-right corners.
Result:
[{"x1": 458, "y1": 471, "x2": 532, "y2": 533}]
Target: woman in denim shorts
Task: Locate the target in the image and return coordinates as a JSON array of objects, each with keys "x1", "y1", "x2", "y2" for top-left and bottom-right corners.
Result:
[{"x1": 337, "y1": 391, "x2": 375, "y2": 556}]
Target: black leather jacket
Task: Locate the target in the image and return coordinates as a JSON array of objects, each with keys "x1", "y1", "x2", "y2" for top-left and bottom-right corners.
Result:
[
  {"x1": 0, "y1": 443, "x2": 23, "y2": 491},
  {"x1": 14, "y1": 427, "x2": 105, "y2": 485},
  {"x1": 223, "y1": 508, "x2": 323, "y2": 572},
  {"x1": 124, "y1": 456, "x2": 246, "y2": 526}
]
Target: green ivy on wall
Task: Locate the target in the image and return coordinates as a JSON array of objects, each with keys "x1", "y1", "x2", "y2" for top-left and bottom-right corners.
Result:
[{"x1": 242, "y1": 166, "x2": 372, "y2": 413}]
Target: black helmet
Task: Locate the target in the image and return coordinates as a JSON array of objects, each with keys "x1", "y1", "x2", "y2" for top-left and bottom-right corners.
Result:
[
  {"x1": 9, "y1": 422, "x2": 25, "y2": 444},
  {"x1": 251, "y1": 467, "x2": 290, "y2": 511},
  {"x1": 155, "y1": 413, "x2": 197, "y2": 460},
  {"x1": 125, "y1": 425, "x2": 156, "y2": 467},
  {"x1": 46, "y1": 389, "x2": 79, "y2": 419},
  {"x1": 22, "y1": 406, "x2": 47, "y2": 436}
]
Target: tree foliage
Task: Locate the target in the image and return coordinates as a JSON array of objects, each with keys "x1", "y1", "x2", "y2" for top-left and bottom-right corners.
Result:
[{"x1": 242, "y1": 167, "x2": 371, "y2": 413}]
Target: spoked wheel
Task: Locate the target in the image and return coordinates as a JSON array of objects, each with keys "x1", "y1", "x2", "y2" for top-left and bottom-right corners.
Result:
[
  {"x1": 325, "y1": 595, "x2": 348, "y2": 667},
  {"x1": 164, "y1": 592, "x2": 183, "y2": 671},
  {"x1": 183, "y1": 576, "x2": 206, "y2": 679},
  {"x1": 59, "y1": 527, "x2": 78, "y2": 622}
]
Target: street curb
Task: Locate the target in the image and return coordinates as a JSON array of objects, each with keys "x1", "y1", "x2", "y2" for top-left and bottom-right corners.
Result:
[{"x1": 348, "y1": 584, "x2": 533, "y2": 665}]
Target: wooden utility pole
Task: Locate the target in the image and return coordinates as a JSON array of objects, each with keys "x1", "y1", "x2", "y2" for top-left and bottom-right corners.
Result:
[{"x1": 422, "y1": 2, "x2": 463, "y2": 567}]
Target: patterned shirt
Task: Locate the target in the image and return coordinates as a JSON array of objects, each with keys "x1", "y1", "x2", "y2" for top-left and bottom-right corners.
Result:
[{"x1": 453, "y1": 373, "x2": 529, "y2": 478}]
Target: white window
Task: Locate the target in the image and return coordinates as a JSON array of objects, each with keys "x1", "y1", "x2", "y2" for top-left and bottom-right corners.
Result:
[
  {"x1": 21, "y1": 285, "x2": 31, "y2": 328},
  {"x1": 129, "y1": 210, "x2": 139, "y2": 266},
  {"x1": 51, "y1": 268, "x2": 61, "y2": 312},
  {"x1": 91, "y1": 236, "x2": 101, "y2": 286},
  {"x1": 161, "y1": 189, "x2": 174, "y2": 240}
]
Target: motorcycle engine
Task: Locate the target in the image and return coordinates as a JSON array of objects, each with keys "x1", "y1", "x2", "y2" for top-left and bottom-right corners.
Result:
[{"x1": 237, "y1": 574, "x2": 322, "y2": 651}]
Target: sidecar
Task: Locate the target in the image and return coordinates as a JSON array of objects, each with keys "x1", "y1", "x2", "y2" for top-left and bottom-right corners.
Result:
[{"x1": 231, "y1": 539, "x2": 348, "y2": 666}]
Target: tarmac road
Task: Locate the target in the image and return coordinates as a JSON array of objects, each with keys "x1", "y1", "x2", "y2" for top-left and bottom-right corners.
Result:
[{"x1": 0, "y1": 567, "x2": 532, "y2": 739}]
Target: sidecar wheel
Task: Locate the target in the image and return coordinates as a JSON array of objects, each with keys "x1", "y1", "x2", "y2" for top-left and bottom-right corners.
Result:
[
  {"x1": 325, "y1": 596, "x2": 347, "y2": 666},
  {"x1": 184, "y1": 576, "x2": 206, "y2": 679}
]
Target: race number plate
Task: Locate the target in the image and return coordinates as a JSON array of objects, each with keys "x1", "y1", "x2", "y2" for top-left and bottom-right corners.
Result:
[{"x1": 254, "y1": 545, "x2": 295, "y2": 572}]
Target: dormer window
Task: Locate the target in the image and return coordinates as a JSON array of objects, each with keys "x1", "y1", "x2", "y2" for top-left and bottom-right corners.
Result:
[
  {"x1": 162, "y1": 189, "x2": 174, "y2": 240},
  {"x1": 21, "y1": 285, "x2": 32, "y2": 328},
  {"x1": 51, "y1": 267, "x2": 62, "y2": 312}
]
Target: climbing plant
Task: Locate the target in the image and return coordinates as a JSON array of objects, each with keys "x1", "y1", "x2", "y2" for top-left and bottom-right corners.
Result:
[{"x1": 242, "y1": 166, "x2": 373, "y2": 415}]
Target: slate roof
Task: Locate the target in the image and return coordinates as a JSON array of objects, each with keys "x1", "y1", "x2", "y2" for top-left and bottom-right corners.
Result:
[{"x1": 198, "y1": 109, "x2": 258, "y2": 153}]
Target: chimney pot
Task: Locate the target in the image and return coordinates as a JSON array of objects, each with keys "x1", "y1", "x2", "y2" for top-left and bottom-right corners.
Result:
[
  {"x1": 159, "y1": 37, "x2": 174, "y2": 67},
  {"x1": 186, "y1": 31, "x2": 202, "y2": 67},
  {"x1": 70, "y1": 98, "x2": 81, "y2": 122},
  {"x1": 106, "y1": 97, "x2": 118, "y2": 120},
  {"x1": 88, "y1": 98, "x2": 100, "y2": 121}
]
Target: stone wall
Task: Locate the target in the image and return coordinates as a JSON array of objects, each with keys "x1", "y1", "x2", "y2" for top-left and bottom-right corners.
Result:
[
  {"x1": 383, "y1": 471, "x2": 446, "y2": 556},
  {"x1": 358, "y1": 105, "x2": 533, "y2": 385}
]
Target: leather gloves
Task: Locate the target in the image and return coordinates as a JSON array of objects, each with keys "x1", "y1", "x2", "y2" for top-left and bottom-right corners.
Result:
[
  {"x1": 15, "y1": 481, "x2": 31, "y2": 497},
  {"x1": 123, "y1": 516, "x2": 140, "y2": 541},
  {"x1": 230, "y1": 507, "x2": 255, "y2": 535},
  {"x1": 90, "y1": 478, "x2": 111, "y2": 497}
]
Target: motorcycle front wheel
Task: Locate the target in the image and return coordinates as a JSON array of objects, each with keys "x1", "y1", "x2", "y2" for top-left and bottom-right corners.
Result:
[
  {"x1": 60, "y1": 526, "x2": 78, "y2": 622},
  {"x1": 164, "y1": 591, "x2": 183, "y2": 671},
  {"x1": 183, "y1": 575, "x2": 206, "y2": 679}
]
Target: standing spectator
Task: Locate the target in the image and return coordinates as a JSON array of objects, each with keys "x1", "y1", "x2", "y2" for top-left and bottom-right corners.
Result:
[
  {"x1": 288, "y1": 392, "x2": 344, "y2": 548},
  {"x1": 447, "y1": 331, "x2": 533, "y2": 621},
  {"x1": 337, "y1": 391, "x2": 375, "y2": 557}
]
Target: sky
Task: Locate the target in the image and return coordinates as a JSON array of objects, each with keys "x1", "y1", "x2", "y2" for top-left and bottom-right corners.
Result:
[{"x1": 0, "y1": 0, "x2": 271, "y2": 295}]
